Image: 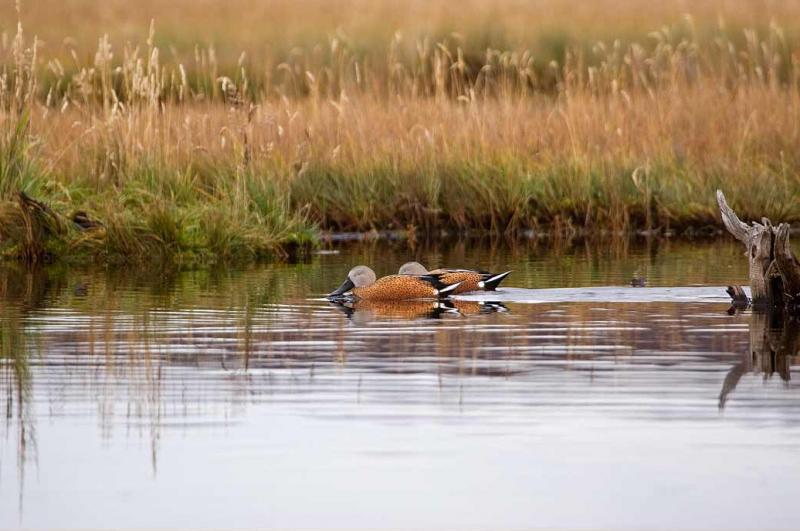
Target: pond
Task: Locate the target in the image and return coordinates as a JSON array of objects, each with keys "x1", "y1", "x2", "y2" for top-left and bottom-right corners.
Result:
[{"x1": 1, "y1": 237, "x2": 798, "y2": 530}]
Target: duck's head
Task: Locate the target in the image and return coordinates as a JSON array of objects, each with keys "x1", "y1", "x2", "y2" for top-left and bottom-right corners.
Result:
[
  {"x1": 398, "y1": 261, "x2": 428, "y2": 275},
  {"x1": 328, "y1": 265, "x2": 377, "y2": 297}
]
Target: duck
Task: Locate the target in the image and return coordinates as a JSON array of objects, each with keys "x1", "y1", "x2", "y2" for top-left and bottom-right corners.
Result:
[
  {"x1": 328, "y1": 265, "x2": 463, "y2": 301},
  {"x1": 398, "y1": 262, "x2": 511, "y2": 294}
]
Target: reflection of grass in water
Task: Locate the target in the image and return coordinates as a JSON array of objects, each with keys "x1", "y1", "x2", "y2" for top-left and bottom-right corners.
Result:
[
  {"x1": 0, "y1": 265, "x2": 73, "y2": 507},
  {"x1": 0, "y1": 238, "x2": 761, "y2": 484},
  {"x1": 1, "y1": 313, "x2": 31, "y2": 407},
  {"x1": 0, "y1": 301, "x2": 36, "y2": 513},
  {"x1": 0, "y1": 263, "x2": 315, "y2": 476}
]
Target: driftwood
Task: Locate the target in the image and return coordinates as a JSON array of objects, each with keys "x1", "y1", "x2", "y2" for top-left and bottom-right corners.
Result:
[{"x1": 717, "y1": 190, "x2": 800, "y2": 310}]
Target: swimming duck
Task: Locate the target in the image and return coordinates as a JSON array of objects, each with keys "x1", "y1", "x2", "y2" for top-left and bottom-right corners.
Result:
[
  {"x1": 398, "y1": 262, "x2": 511, "y2": 294},
  {"x1": 328, "y1": 265, "x2": 463, "y2": 301}
]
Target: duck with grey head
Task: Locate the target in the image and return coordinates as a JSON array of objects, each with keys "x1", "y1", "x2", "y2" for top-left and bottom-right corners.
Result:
[
  {"x1": 328, "y1": 265, "x2": 463, "y2": 301},
  {"x1": 398, "y1": 262, "x2": 512, "y2": 294}
]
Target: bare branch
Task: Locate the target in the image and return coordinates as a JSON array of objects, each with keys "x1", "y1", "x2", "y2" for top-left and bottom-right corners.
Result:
[{"x1": 716, "y1": 190, "x2": 752, "y2": 243}]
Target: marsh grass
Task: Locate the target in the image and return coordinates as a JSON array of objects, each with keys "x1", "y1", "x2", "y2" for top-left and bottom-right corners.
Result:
[{"x1": 0, "y1": 5, "x2": 799, "y2": 263}]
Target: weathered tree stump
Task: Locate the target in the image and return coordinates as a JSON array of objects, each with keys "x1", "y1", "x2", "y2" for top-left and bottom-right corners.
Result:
[{"x1": 717, "y1": 190, "x2": 800, "y2": 311}]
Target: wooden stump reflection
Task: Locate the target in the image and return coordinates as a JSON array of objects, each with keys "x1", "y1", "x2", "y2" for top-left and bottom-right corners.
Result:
[{"x1": 719, "y1": 310, "x2": 800, "y2": 409}]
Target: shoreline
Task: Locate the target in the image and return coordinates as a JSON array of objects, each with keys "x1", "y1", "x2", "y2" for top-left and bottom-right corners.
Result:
[
  {"x1": 0, "y1": 220, "x2": 753, "y2": 268},
  {"x1": 2, "y1": 17, "x2": 799, "y2": 266}
]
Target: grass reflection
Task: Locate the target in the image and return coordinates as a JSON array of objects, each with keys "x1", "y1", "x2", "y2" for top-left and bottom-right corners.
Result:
[
  {"x1": 0, "y1": 236, "x2": 796, "y2": 508},
  {"x1": 0, "y1": 266, "x2": 52, "y2": 516}
]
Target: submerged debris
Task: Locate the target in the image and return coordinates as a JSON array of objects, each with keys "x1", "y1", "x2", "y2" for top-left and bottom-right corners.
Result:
[
  {"x1": 630, "y1": 273, "x2": 647, "y2": 287},
  {"x1": 725, "y1": 285, "x2": 750, "y2": 315}
]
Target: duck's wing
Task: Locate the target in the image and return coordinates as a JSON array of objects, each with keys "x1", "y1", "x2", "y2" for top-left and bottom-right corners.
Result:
[{"x1": 416, "y1": 274, "x2": 464, "y2": 296}]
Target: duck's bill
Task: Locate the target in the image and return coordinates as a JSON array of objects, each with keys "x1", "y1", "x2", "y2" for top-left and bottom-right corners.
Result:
[{"x1": 328, "y1": 277, "x2": 356, "y2": 298}]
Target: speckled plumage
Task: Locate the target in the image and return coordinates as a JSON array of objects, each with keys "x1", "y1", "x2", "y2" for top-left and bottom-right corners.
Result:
[
  {"x1": 352, "y1": 274, "x2": 440, "y2": 301},
  {"x1": 447, "y1": 300, "x2": 483, "y2": 315},
  {"x1": 429, "y1": 270, "x2": 483, "y2": 294},
  {"x1": 398, "y1": 262, "x2": 510, "y2": 294},
  {"x1": 347, "y1": 300, "x2": 446, "y2": 319}
]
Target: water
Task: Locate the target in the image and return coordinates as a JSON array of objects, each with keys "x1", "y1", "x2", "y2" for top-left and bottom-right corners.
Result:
[{"x1": 1, "y1": 237, "x2": 799, "y2": 530}]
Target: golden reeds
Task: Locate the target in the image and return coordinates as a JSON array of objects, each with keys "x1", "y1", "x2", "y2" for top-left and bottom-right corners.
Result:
[{"x1": 0, "y1": 3, "x2": 798, "y2": 262}]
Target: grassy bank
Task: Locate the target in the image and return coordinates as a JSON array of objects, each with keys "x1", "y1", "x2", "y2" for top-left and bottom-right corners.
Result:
[{"x1": 1, "y1": 3, "x2": 799, "y2": 263}]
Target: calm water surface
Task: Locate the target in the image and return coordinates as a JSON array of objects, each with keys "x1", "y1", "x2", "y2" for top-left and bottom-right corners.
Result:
[{"x1": 1, "y1": 238, "x2": 798, "y2": 530}]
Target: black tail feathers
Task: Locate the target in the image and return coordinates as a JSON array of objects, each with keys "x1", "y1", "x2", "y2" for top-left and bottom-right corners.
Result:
[{"x1": 481, "y1": 271, "x2": 512, "y2": 291}]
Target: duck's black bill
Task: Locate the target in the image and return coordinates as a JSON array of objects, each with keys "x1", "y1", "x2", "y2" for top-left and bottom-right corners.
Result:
[{"x1": 328, "y1": 277, "x2": 356, "y2": 298}]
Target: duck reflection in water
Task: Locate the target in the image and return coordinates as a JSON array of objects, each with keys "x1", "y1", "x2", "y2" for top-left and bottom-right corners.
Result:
[
  {"x1": 442, "y1": 299, "x2": 508, "y2": 316},
  {"x1": 719, "y1": 310, "x2": 800, "y2": 409},
  {"x1": 329, "y1": 299, "x2": 507, "y2": 322}
]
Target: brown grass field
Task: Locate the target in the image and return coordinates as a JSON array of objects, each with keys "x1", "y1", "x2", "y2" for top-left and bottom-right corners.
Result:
[{"x1": 0, "y1": 0, "x2": 799, "y2": 263}]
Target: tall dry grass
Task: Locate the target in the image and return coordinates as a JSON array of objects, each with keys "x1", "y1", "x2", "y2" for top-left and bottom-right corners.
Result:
[
  {"x1": 0, "y1": 2, "x2": 799, "y2": 261},
  {"x1": 7, "y1": 0, "x2": 800, "y2": 81}
]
